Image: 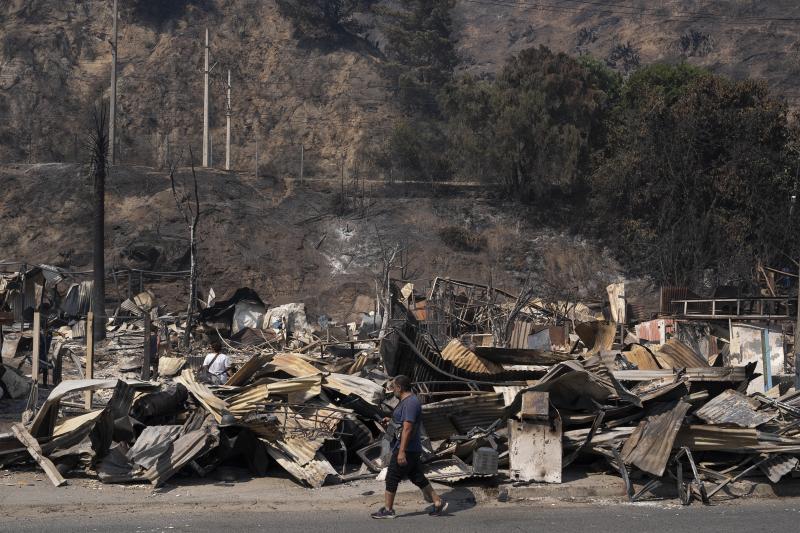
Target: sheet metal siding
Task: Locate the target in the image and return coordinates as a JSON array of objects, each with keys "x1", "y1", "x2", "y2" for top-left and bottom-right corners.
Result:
[
  {"x1": 694, "y1": 389, "x2": 776, "y2": 428},
  {"x1": 422, "y1": 393, "x2": 506, "y2": 440}
]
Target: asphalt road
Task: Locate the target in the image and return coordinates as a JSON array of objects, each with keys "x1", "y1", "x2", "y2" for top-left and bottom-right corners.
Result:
[{"x1": 5, "y1": 498, "x2": 800, "y2": 533}]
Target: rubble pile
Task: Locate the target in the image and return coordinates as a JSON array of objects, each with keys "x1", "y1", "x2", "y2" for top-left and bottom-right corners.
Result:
[{"x1": 1, "y1": 270, "x2": 800, "y2": 505}]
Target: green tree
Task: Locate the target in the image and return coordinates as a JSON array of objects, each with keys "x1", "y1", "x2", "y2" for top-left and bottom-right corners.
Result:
[
  {"x1": 591, "y1": 63, "x2": 798, "y2": 287},
  {"x1": 379, "y1": 0, "x2": 458, "y2": 180},
  {"x1": 440, "y1": 46, "x2": 620, "y2": 200},
  {"x1": 380, "y1": 0, "x2": 458, "y2": 112}
]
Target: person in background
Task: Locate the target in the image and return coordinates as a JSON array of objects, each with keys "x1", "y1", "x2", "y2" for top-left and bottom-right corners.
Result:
[
  {"x1": 201, "y1": 338, "x2": 232, "y2": 385},
  {"x1": 371, "y1": 375, "x2": 447, "y2": 519}
]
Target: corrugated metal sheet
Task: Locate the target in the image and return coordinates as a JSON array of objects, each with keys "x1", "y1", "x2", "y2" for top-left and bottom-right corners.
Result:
[
  {"x1": 120, "y1": 298, "x2": 144, "y2": 316},
  {"x1": 61, "y1": 281, "x2": 93, "y2": 318},
  {"x1": 694, "y1": 389, "x2": 777, "y2": 428},
  {"x1": 758, "y1": 454, "x2": 799, "y2": 483},
  {"x1": 323, "y1": 373, "x2": 383, "y2": 405},
  {"x1": 656, "y1": 339, "x2": 709, "y2": 368},
  {"x1": 621, "y1": 400, "x2": 691, "y2": 477},
  {"x1": 509, "y1": 320, "x2": 534, "y2": 349},
  {"x1": 675, "y1": 425, "x2": 761, "y2": 451},
  {"x1": 265, "y1": 446, "x2": 337, "y2": 488},
  {"x1": 39, "y1": 265, "x2": 65, "y2": 286},
  {"x1": 71, "y1": 320, "x2": 86, "y2": 339},
  {"x1": 623, "y1": 345, "x2": 662, "y2": 370},
  {"x1": 268, "y1": 353, "x2": 321, "y2": 377},
  {"x1": 493, "y1": 385, "x2": 525, "y2": 406},
  {"x1": 440, "y1": 339, "x2": 503, "y2": 374},
  {"x1": 11, "y1": 290, "x2": 23, "y2": 323},
  {"x1": 575, "y1": 321, "x2": 616, "y2": 355},
  {"x1": 634, "y1": 319, "x2": 674, "y2": 343},
  {"x1": 421, "y1": 393, "x2": 505, "y2": 440}
]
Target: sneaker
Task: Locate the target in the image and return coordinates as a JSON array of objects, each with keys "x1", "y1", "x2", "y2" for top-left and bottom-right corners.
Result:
[
  {"x1": 428, "y1": 500, "x2": 449, "y2": 516},
  {"x1": 371, "y1": 507, "x2": 396, "y2": 519}
]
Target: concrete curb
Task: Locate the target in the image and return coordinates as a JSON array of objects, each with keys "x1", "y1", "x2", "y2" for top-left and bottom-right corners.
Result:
[
  {"x1": 499, "y1": 477, "x2": 800, "y2": 503},
  {"x1": 2, "y1": 471, "x2": 800, "y2": 514}
]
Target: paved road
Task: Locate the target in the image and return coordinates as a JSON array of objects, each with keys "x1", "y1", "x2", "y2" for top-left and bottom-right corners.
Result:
[{"x1": 5, "y1": 498, "x2": 800, "y2": 533}]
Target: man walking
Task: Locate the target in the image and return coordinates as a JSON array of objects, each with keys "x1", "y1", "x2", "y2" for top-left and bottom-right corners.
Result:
[{"x1": 371, "y1": 375, "x2": 448, "y2": 519}]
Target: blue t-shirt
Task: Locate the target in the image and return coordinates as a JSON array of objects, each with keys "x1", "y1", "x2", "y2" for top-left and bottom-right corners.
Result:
[{"x1": 391, "y1": 393, "x2": 423, "y2": 453}]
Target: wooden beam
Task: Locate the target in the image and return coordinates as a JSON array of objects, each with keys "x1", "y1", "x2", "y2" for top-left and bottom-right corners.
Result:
[{"x1": 11, "y1": 423, "x2": 67, "y2": 487}]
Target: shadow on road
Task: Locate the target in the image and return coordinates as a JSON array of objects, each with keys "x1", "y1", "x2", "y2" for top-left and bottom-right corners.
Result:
[{"x1": 396, "y1": 487, "x2": 477, "y2": 518}]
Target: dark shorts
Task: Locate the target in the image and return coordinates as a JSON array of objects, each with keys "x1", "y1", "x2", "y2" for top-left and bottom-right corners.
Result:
[{"x1": 385, "y1": 450, "x2": 430, "y2": 494}]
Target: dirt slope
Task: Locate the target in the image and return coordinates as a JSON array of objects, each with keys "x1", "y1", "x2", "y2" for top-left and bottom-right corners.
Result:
[{"x1": 0, "y1": 163, "x2": 641, "y2": 320}]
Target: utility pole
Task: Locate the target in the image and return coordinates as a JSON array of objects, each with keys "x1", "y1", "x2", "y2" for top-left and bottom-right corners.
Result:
[
  {"x1": 225, "y1": 70, "x2": 232, "y2": 171},
  {"x1": 202, "y1": 28, "x2": 210, "y2": 167},
  {"x1": 108, "y1": 0, "x2": 118, "y2": 165},
  {"x1": 255, "y1": 135, "x2": 259, "y2": 179}
]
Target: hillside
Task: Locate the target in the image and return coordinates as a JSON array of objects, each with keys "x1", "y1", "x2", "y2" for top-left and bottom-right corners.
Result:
[
  {"x1": 1, "y1": 1, "x2": 796, "y2": 310},
  {"x1": 0, "y1": 163, "x2": 643, "y2": 320},
  {"x1": 3, "y1": 1, "x2": 800, "y2": 174}
]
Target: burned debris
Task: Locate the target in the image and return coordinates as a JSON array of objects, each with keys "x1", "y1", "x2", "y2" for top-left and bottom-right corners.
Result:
[{"x1": 1, "y1": 266, "x2": 800, "y2": 505}]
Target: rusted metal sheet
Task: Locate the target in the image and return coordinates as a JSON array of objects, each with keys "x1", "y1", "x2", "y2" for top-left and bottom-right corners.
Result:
[
  {"x1": 621, "y1": 400, "x2": 691, "y2": 477},
  {"x1": 656, "y1": 339, "x2": 709, "y2": 368},
  {"x1": 520, "y1": 391, "x2": 549, "y2": 421},
  {"x1": 622, "y1": 344, "x2": 662, "y2": 370},
  {"x1": 634, "y1": 319, "x2": 674, "y2": 343},
  {"x1": 440, "y1": 338, "x2": 503, "y2": 374},
  {"x1": 695, "y1": 389, "x2": 777, "y2": 428},
  {"x1": 575, "y1": 320, "x2": 616, "y2": 355}
]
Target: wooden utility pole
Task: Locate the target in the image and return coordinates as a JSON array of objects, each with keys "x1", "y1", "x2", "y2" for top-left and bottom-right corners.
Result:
[
  {"x1": 225, "y1": 70, "x2": 232, "y2": 171},
  {"x1": 202, "y1": 28, "x2": 210, "y2": 167},
  {"x1": 85, "y1": 312, "x2": 95, "y2": 410},
  {"x1": 108, "y1": 0, "x2": 118, "y2": 165}
]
